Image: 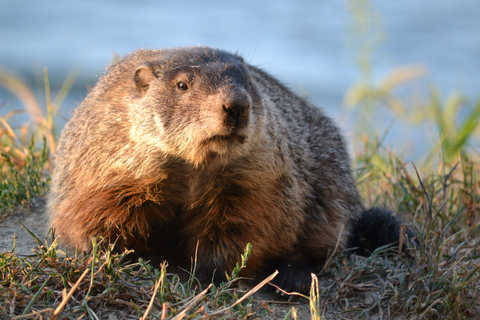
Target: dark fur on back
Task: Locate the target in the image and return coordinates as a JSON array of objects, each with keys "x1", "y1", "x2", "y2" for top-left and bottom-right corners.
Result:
[{"x1": 48, "y1": 46, "x2": 408, "y2": 293}]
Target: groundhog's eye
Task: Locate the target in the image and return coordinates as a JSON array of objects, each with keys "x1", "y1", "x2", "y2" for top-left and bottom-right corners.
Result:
[{"x1": 177, "y1": 82, "x2": 188, "y2": 91}]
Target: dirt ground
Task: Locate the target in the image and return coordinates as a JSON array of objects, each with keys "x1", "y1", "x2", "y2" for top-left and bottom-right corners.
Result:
[{"x1": 0, "y1": 197, "x2": 50, "y2": 256}]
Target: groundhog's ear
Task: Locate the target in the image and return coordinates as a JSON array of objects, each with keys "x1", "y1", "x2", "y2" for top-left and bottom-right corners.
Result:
[{"x1": 134, "y1": 66, "x2": 155, "y2": 93}]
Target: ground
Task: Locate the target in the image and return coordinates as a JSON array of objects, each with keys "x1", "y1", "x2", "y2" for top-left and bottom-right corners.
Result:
[
  {"x1": 3, "y1": 198, "x2": 476, "y2": 319},
  {"x1": 0, "y1": 198, "x2": 316, "y2": 319},
  {"x1": 0, "y1": 197, "x2": 49, "y2": 256}
]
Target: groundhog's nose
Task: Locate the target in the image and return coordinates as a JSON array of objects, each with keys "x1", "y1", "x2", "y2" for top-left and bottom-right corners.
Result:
[{"x1": 222, "y1": 91, "x2": 250, "y2": 130}]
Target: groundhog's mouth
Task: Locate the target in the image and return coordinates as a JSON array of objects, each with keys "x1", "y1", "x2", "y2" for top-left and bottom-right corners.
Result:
[{"x1": 205, "y1": 133, "x2": 247, "y2": 144}]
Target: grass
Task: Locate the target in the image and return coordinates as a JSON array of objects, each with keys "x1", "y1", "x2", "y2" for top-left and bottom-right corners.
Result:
[
  {"x1": 352, "y1": 142, "x2": 480, "y2": 319},
  {"x1": 1, "y1": 237, "x2": 279, "y2": 319},
  {"x1": 0, "y1": 137, "x2": 49, "y2": 213},
  {"x1": 0, "y1": 67, "x2": 60, "y2": 214}
]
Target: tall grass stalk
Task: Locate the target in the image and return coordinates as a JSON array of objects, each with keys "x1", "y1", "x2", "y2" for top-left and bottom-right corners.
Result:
[
  {"x1": 345, "y1": 0, "x2": 480, "y2": 163},
  {"x1": 0, "y1": 66, "x2": 78, "y2": 211}
]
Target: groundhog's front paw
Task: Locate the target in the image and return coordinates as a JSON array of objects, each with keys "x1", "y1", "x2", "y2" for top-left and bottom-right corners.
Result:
[
  {"x1": 269, "y1": 261, "x2": 314, "y2": 294},
  {"x1": 195, "y1": 264, "x2": 227, "y2": 285}
]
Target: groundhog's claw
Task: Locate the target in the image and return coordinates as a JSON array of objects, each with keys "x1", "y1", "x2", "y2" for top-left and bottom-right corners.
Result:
[{"x1": 269, "y1": 261, "x2": 314, "y2": 295}]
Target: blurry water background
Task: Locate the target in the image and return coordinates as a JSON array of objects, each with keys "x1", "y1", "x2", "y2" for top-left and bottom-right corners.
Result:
[{"x1": 1, "y1": 0, "x2": 479, "y2": 160}]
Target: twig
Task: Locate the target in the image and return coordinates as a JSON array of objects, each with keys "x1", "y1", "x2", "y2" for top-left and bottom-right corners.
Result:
[
  {"x1": 321, "y1": 224, "x2": 345, "y2": 273},
  {"x1": 49, "y1": 268, "x2": 90, "y2": 320},
  {"x1": 171, "y1": 284, "x2": 212, "y2": 320},
  {"x1": 140, "y1": 269, "x2": 165, "y2": 320},
  {"x1": 208, "y1": 270, "x2": 279, "y2": 317}
]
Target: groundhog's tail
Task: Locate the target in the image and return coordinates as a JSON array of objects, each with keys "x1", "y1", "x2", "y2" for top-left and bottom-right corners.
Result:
[{"x1": 347, "y1": 208, "x2": 415, "y2": 256}]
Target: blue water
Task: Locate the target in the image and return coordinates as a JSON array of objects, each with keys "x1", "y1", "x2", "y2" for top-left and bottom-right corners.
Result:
[{"x1": 1, "y1": 0, "x2": 479, "y2": 159}]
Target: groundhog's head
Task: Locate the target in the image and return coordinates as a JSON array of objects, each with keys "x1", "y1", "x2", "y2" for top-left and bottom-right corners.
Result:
[{"x1": 125, "y1": 47, "x2": 263, "y2": 166}]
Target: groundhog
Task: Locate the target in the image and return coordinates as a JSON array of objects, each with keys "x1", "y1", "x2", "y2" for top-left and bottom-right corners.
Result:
[{"x1": 48, "y1": 46, "x2": 407, "y2": 293}]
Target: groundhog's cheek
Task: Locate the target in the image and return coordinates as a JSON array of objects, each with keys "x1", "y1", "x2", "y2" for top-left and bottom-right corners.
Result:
[{"x1": 152, "y1": 114, "x2": 166, "y2": 136}]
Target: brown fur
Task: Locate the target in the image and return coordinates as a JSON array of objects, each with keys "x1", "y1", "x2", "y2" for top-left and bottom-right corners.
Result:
[{"x1": 48, "y1": 47, "x2": 366, "y2": 292}]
